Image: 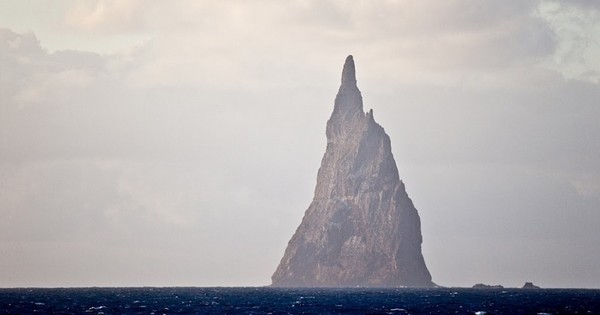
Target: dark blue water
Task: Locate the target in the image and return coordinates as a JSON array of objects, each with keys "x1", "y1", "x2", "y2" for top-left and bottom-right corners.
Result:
[{"x1": 1, "y1": 287, "x2": 599, "y2": 314}]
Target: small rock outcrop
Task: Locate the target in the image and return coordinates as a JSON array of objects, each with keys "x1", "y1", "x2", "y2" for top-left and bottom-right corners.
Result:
[
  {"x1": 522, "y1": 282, "x2": 541, "y2": 289},
  {"x1": 472, "y1": 284, "x2": 505, "y2": 289},
  {"x1": 271, "y1": 56, "x2": 434, "y2": 287}
]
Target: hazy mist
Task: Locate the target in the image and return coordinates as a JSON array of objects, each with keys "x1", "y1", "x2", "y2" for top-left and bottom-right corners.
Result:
[{"x1": 1, "y1": 1, "x2": 599, "y2": 288}]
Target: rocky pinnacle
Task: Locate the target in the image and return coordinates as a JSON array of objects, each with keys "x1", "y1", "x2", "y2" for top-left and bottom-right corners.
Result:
[
  {"x1": 341, "y1": 55, "x2": 357, "y2": 88},
  {"x1": 271, "y1": 55, "x2": 434, "y2": 287}
]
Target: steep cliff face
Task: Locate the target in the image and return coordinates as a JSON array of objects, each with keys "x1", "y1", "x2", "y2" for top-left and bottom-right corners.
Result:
[{"x1": 272, "y1": 55, "x2": 433, "y2": 287}]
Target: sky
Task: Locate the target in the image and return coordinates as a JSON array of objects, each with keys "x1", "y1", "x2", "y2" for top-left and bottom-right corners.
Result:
[{"x1": 1, "y1": 0, "x2": 599, "y2": 288}]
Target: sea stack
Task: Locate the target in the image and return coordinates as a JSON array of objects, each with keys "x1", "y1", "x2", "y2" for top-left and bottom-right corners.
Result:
[{"x1": 272, "y1": 56, "x2": 434, "y2": 287}]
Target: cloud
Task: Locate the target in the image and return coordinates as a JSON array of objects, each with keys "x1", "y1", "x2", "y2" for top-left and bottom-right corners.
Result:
[
  {"x1": 57, "y1": 1, "x2": 559, "y2": 89},
  {"x1": 1, "y1": 0, "x2": 600, "y2": 287},
  {"x1": 0, "y1": 27, "x2": 321, "y2": 286},
  {"x1": 65, "y1": 0, "x2": 149, "y2": 34},
  {"x1": 13, "y1": 69, "x2": 94, "y2": 106},
  {"x1": 0, "y1": 29, "x2": 103, "y2": 108},
  {"x1": 59, "y1": 0, "x2": 598, "y2": 92},
  {"x1": 537, "y1": 0, "x2": 600, "y2": 83}
]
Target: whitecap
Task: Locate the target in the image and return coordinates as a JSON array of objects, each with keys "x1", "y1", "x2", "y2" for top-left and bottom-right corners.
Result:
[{"x1": 88, "y1": 306, "x2": 107, "y2": 310}]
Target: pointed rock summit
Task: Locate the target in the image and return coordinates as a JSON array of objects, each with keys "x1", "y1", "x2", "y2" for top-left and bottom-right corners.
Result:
[
  {"x1": 272, "y1": 56, "x2": 434, "y2": 287},
  {"x1": 341, "y1": 55, "x2": 357, "y2": 87}
]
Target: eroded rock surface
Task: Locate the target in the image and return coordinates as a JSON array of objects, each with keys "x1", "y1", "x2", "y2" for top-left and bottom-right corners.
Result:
[{"x1": 272, "y1": 56, "x2": 433, "y2": 287}]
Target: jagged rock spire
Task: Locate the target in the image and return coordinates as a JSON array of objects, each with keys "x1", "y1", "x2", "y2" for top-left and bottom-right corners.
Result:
[
  {"x1": 272, "y1": 55, "x2": 434, "y2": 288},
  {"x1": 332, "y1": 55, "x2": 363, "y2": 118},
  {"x1": 341, "y1": 55, "x2": 357, "y2": 88}
]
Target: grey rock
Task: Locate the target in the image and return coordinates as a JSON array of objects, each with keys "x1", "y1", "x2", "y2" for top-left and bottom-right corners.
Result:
[
  {"x1": 472, "y1": 283, "x2": 505, "y2": 289},
  {"x1": 271, "y1": 55, "x2": 434, "y2": 287},
  {"x1": 522, "y1": 282, "x2": 541, "y2": 289}
]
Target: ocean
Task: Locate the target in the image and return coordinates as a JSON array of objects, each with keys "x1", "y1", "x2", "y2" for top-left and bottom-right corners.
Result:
[{"x1": 0, "y1": 287, "x2": 599, "y2": 314}]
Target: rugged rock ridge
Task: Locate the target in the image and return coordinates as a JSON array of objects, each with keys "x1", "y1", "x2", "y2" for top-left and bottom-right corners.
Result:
[{"x1": 271, "y1": 56, "x2": 434, "y2": 287}]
